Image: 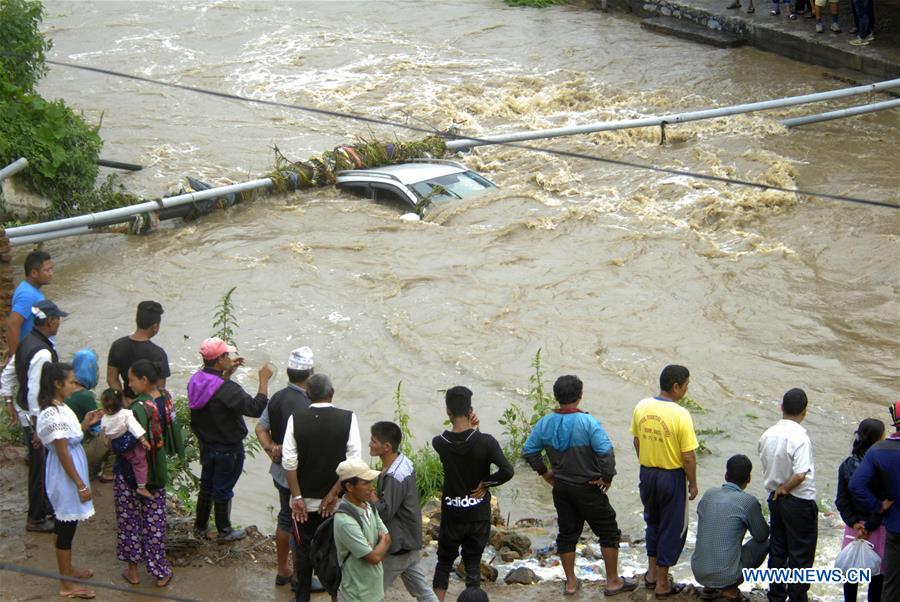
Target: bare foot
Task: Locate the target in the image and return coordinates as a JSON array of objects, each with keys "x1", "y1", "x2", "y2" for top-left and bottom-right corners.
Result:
[
  {"x1": 121, "y1": 568, "x2": 140, "y2": 585},
  {"x1": 72, "y1": 568, "x2": 93, "y2": 579},
  {"x1": 156, "y1": 572, "x2": 173, "y2": 587},
  {"x1": 136, "y1": 486, "x2": 153, "y2": 499}
]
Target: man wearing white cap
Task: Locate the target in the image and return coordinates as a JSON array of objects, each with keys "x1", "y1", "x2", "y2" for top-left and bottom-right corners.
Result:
[
  {"x1": 333, "y1": 458, "x2": 391, "y2": 602},
  {"x1": 188, "y1": 337, "x2": 273, "y2": 542},
  {"x1": 255, "y1": 347, "x2": 316, "y2": 587}
]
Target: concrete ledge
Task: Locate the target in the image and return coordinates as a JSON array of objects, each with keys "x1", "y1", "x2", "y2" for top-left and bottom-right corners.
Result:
[
  {"x1": 641, "y1": 15, "x2": 747, "y2": 47},
  {"x1": 603, "y1": 0, "x2": 900, "y2": 78}
]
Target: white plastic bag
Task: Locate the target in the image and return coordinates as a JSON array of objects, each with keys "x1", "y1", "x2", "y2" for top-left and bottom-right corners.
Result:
[{"x1": 834, "y1": 538, "x2": 881, "y2": 575}]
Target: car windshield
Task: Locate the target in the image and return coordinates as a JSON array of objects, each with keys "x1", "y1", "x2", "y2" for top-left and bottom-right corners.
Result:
[{"x1": 409, "y1": 171, "x2": 494, "y2": 202}]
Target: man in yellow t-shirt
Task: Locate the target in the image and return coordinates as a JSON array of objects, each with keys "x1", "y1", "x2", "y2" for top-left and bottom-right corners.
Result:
[{"x1": 630, "y1": 364, "x2": 699, "y2": 598}]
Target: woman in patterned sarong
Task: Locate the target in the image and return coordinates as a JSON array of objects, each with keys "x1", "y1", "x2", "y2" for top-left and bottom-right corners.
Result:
[{"x1": 113, "y1": 359, "x2": 184, "y2": 587}]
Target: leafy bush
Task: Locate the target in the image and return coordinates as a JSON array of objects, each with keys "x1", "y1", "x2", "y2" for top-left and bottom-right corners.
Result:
[
  {"x1": 0, "y1": 0, "x2": 110, "y2": 218},
  {"x1": 0, "y1": 80, "x2": 103, "y2": 213},
  {"x1": 499, "y1": 348, "x2": 555, "y2": 460},
  {"x1": 0, "y1": 0, "x2": 51, "y2": 92},
  {"x1": 392, "y1": 381, "x2": 444, "y2": 504}
]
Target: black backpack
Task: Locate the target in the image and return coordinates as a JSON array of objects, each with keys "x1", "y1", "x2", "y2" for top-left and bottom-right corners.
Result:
[{"x1": 310, "y1": 501, "x2": 366, "y2": 597}]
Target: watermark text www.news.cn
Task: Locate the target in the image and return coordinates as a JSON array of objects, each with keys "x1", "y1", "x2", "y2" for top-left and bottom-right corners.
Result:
[{"x1": 743, "y1": 568, "x2": 871, "y2": 584}]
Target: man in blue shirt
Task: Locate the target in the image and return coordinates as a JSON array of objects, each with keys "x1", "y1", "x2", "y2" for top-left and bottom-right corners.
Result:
[
  {"x1": 850, "y1": 401, "x2": 900, "y2": 602},
  {"x1": 4, "y1": 251, "x2": 53, "y2": 362},
  {"x1": 523, "y1": 375, "x2": 637, "y2": 597}
]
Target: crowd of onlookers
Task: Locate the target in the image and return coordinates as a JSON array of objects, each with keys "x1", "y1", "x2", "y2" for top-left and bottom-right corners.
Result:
[
  {"x1": 725, "y1": 0, "x2": 877, "y2": 45},
  {"x1": 2, "y1": 250, "x2": 898, "y2": 602}
]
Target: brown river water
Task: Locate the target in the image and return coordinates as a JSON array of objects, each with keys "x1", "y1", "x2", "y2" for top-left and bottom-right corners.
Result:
[{"x1": 15, "y1": 0, "x2": 900, "y2": 597}]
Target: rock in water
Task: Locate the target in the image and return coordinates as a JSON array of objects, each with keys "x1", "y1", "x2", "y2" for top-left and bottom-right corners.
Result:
[{"x1": 504, "y1": 567, "x2": 540, "y2": 585}]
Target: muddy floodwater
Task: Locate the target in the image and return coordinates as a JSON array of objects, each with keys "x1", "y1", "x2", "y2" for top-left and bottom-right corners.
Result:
[{"x1": 14, "y1": 1, "x2": 900, "y2": 599}]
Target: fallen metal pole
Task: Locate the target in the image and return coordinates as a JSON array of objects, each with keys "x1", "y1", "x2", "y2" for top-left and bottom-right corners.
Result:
[
  {"x1": 445, "y1": 78, "x2": 900, "y2": 150},
  {"x1": 5, "y1": 178, "x2": 273, "y2": 238},
  {"x1": 779, "y1": 98, "x2": 900, "y2": 128},
  {"x1": 98, "y1": 158, "x2": 143, "y2": 171},
  {"x1": 0, "y1": 158, "x2": 28, "y2": 181},
  {"x1": 10, "y1": 226, "x2": 94, "y2": 247}
]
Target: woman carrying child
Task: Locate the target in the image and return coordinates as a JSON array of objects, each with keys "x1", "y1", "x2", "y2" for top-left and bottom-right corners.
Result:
[
  {"x1": 36, "y1": 362, "x2": 103, "y2": 599},
  {"x1": 113, "y1": 359, "x2": 184, "y2": 587},
  {"x1": 100, "y1": 388, "x2": 153, "y2": 498}
]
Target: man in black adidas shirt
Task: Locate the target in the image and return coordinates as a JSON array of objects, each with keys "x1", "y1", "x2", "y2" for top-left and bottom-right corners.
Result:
[{"x1": 432, "y1": 386, "x2": 513, "y2": 601}]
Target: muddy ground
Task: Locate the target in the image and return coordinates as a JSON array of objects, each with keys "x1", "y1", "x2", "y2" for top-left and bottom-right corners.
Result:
[{"x1": 0, "y1": 444, "x2": 721, "y2": 601}]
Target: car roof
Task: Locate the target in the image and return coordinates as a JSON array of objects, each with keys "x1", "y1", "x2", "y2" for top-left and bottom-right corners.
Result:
[{"x1": 336, "y1": 160, "x2": 468, "y2": 186}]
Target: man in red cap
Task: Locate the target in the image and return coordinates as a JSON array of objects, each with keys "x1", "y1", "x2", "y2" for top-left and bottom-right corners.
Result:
[
  {"x1": 188, "y1": 337, "x2": 273, "y2": 542},
  {"x1": 850, "y1": 401, "x2": 900, "y2": 602}
]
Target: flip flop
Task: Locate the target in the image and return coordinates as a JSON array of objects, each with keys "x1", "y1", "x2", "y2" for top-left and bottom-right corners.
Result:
[
  {"x1": 604, "y1": 577, "x2": 638, "y2": 596},
  {"x1": 59, "y1": 590, "x2": 95, "y2": 599},
  {"x1": 121, "y1": 570, "x2": 140, "y2": 585},
  {"x1": 644, "y1": 573, "x2": 657, "y2": 589},
  {"x1": 72, "y1": 568, "x2": 93, "y2": 579},
  {"x1": 564, "y1": 578, "x2": 582, "y2": 596},
  {"x1": 156, "y1": 572, "x2": 173, "y2": 587},
  {"x1": 275, "y1": 574, "x2": 292, "y2": 586},
  {"x1": 655, "y1": 582, "x2": 687, "y2": 599}
]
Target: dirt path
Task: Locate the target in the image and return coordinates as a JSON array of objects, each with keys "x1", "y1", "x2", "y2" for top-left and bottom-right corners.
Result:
[{"x1": 0, "y1": 444, "x2": 707, "y2": 601}]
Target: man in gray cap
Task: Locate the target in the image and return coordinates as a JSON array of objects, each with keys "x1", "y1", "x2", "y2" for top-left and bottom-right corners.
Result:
[
  {"x1": 1, "y1": 299, "x2": 67, "y2": 532},
  {"x1": 255, "y1": 347, "x2": 318, "y2": 589}
]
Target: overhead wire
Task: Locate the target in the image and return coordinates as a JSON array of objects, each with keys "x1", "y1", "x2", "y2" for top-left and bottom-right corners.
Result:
[{"x1": 36, "y1": 58, "x2": 900, "y2": 210}]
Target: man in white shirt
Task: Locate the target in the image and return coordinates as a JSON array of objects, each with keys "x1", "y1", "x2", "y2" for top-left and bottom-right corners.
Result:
[
  {"x1": 758, "y1": 388, "x2": 817, "y2": 602},
  {"x1": 282, "y1": 374, "x2": 361, "y2": 602}
]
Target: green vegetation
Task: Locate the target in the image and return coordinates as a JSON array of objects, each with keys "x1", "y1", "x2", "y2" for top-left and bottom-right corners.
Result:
[
  {"x1": 678, "y1": 395, "x2": 706, "y2": 414},
  {"x1": 392, "y1": 381, "x2": 444, "y2": 505},
  {"x1": 0, "y1": 0, "x2": 123, "y2": 219},
  {"x1": 168, "y1": 395, "x2": 200, "y2": 508},
  {"x1": 212, "y1": 287, "x2": 239, "y2": 346},
  {"x1": 499, "y1": 348, "x2": 555, "y2": 460},
  {"x1": 0, "y1": 415, "x2": 22, "y2": 446}
]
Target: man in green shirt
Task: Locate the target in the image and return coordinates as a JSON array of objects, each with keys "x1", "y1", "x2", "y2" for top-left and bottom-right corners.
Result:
[{"x1": 334, "y1": 459, "x2": 391, "y2": 602}]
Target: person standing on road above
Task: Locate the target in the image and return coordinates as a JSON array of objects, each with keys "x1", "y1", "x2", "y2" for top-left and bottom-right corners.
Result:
[
  {"x1": 758, "y1": 388, "x2": 817, "y2": 602},
  {"x1": 630, "y1": 364, "x2": 699, "y2": 598},
  {"x1": 4, "y1": 250, "x2": 53, "y2": 363},
  {"x1": 432, "y1": 386, "x2": 514, "y2": 602},
  {"x1": 523, "y1": 374, "x2": 637, "y2": 597},
  {"x1": 107, "y1": 301, "x2": 170, "y2": 402},
  {"x1": 188, "y1": 337, "x2": 272, "y2": 543}
]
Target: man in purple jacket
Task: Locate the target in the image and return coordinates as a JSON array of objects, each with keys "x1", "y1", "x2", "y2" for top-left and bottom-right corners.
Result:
[
  {"x1": 849, "y1": 401, "x2": 899, "y2": 601},
  {"x1": 188, "y1": 337, "x2": 273, "y2": 542}
]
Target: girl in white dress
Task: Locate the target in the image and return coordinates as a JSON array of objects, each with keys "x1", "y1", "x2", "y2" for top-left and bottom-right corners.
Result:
[{"x1": 36, "y1": 362, "x2": 103, "y2": 599}]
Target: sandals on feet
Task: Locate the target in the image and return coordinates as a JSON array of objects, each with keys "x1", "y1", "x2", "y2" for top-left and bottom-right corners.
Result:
[
  {"x1": 644, "y1": 573, "x2": 657, "y2": 589},
  {"x1": 726, "y1": 1, "x2": 741, "y2": 8},
  {"x1": 747, "y1": 6, "x2": 756, "y2": 12},
  {"x1": 604, "y1": 577, "x2": 638, "y2": 596},
  {"x1": 770, "y1": 8, "x2": 781, "y2": 15},
  {"x1": 655, "y1": 581, "x2": 687, "y2": 599},
  {"x1": 156, "y1": 573, "x2": 173, "y2": 587}
]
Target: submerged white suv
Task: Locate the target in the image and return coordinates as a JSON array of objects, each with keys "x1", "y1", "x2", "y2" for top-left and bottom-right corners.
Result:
[{"x1": 335, "y1": 159, "x2": 496, "y2": 214}]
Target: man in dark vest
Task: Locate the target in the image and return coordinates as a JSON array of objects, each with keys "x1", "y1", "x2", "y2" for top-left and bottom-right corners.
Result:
[
  {"x1": 1, "y1": 300, "x2": 67, "y2": 532},
  {"x1": 283, "y1": 373, "x2": 361, "y2": 602},
  {"x1": 255, "y1": 346, "x2": 315, "y2": 588},
  {"x1": 188, "y1": 337, "x2": 273, "y2": 543}
]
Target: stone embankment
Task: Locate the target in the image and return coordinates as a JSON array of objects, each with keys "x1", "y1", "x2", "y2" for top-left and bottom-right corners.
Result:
[{"x1": 600, "y1": 0, "x2": 900, "y2": 79}]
